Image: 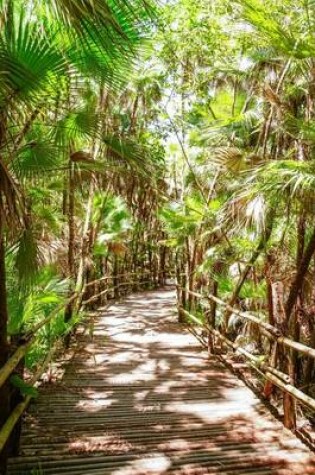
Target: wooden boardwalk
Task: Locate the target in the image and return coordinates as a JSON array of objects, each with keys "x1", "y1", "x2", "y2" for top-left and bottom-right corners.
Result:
[{"x1": 8, "y1": 290, "x2": 315, "y2": 475}]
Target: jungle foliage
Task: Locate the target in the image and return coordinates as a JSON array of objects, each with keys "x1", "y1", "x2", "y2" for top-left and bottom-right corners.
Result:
[
  {"x1": 1, "y1": 0, "x2": 315, "y2": 468},
  {"x1": 156, "y1": 0, "x2": 315, "y2": 428}
]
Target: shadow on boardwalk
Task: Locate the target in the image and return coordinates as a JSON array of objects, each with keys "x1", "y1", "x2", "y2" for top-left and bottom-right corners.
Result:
[{"x1": 8, "y1": 290, "x2": 315, "y2": 475}]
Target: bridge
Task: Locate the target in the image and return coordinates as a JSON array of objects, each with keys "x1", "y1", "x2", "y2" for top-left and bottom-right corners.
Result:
[{"x1": 6, "y1": 289, "x2": 315, "y2": 475}]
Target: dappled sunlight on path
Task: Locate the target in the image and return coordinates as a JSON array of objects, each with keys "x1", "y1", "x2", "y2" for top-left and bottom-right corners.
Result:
[{"x1": 8, "y1": 290, "x2": 315, "y2": 474}]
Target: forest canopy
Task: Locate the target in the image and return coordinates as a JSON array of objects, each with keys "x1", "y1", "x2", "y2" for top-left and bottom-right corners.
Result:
[{"x1": 1, "y1": 0, "x2": 315, "y2": 468}]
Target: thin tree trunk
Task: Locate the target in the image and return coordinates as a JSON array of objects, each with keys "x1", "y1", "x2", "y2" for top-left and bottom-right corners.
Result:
[
  {"x1": 263, "y1": 253, "x2": 279, "y2": 399},
  {"x1": 266, "y1": 252, "x2": 275, "y2": 326},
  {"x1": 0, "y1": 228, "x2": 10, "y2": 473},
  {"x1": 8, "y1": 336, "x2": 24, "y2": 457},
  {"x1": 113, "y1": 256, "x2": 119, "y2": 299},
  {"x1": 75, "y1": 87, "x2": 107, "y2": 294},
  {"x1": 208, "y1": 279, "x2": 218, "y2": 354},
  {"x1": 223, "y1": 210, "x2": 274, "y2": 330},
  {"x1": 285, "y1": 226, "x2": 315, "y2": 324},
  {"x1": 282, "y1": 225, "x2": 315, "y2": 429},
  {"x1": 64, "y1": 161, "x2": 75, "y2": 331},
  {"x1": 75, "y1": 180, "x2": 95, "y2": 293}
]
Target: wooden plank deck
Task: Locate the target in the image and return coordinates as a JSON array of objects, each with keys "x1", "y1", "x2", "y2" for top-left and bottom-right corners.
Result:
[{"x1": 8, "y1": 289, "x2": 315, "y2": 475}]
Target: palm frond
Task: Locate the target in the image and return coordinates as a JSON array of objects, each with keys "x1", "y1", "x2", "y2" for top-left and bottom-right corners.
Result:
[
  {"x1": 104, "y1": 134, "x2": 162, "y2": 175},
  {"x1": 240, "y1": 0, "x2": 315, "y2": 58},
  {"x1": 12, "y1": 139, "x2": 63, "y2": 178},
  {"x1": 247, "y1": 160, "x2": 315, "y2": 198},
  {"x1": 0, "y1": 12, "x2": 69, "y2": 108},
  {"x1": 12, "y1": 224, "x2": 43, "y2": 287},
  {"x1": 41, "y1": 0, "x2": 156, "y2": 54},
  {"x1": 54, "y1": 108, "x2": 101, "y2": 148}
]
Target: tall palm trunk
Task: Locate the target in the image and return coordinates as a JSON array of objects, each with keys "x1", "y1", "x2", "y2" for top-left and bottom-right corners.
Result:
[
  {"x1": 0, "y1": 100, "x2": 10, "y2": 472},
  {"x1": 283, "y1": 225, "x2": 315, "y2": 429},
  {"x1": 0, "y1": 224, "x2": 10, "y2": 473},
  {"x1": 64, "y1": 160, "x2": 75, "y2": 328},
  {"x1": 76, "y1": 87, "x2": 106, "y2": 294}
]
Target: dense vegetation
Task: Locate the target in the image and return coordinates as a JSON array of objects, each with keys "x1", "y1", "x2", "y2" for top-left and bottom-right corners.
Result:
[
  {"x1": 1, "y1": 0, "x2": 315, "y2": 470},
  {"x1": 156, "y1": 0, "x2": 315, "y2": 429},
  {"x1": 0, "y1": 0, "x2": 166, "y2": 468}
]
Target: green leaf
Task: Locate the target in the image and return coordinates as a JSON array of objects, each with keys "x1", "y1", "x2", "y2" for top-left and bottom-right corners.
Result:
[{"x1": 10, "y1": 375, "x2": 39, "y2": 398}]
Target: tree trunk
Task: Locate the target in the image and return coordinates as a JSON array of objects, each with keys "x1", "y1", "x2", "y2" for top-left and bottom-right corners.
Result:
[
  {"x1": 281, "y1": 225, "x2": 315, "y2": 429},
  {"x1": 285, "y1": 226, "x2": 315, "y2": 323},
  {"x1": 64, "y1": 161, "x2": 76, "y2": 344},
  {"x1": 0, "y1": 232, "x2": 10, "y2": 474},
  {"x1": 8, "y1": 336, "x2": 25, "y2": 457},
  {"x1": 265, "y1": 252, "x2": 275, "y2": 326},
  {"x1": 223, "y1": 210, "x2": 274, "y2": 330},
  {"x1": 208, "y1": 279, "x2": 218, "y2": 354}
]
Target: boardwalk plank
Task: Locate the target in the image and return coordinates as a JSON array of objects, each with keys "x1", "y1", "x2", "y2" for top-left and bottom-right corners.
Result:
[{"x1": 8, "y1": 290, "x2": 315, "y2": 475}]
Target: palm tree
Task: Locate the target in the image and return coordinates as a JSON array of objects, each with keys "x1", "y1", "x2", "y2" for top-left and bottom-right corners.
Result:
[{"x1": 0, "y1": 0, "x2": 155, "y2": 468}]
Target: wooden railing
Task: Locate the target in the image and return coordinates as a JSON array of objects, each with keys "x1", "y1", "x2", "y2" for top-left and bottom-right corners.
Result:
[
  {"x1": 0, "y1": 271, "x2": 163, "y2": 459},
  {"x1": 177, "y1": 285, "x2": 315, "y2": 431}
]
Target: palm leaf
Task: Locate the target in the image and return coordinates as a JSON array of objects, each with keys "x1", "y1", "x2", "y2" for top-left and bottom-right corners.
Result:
[
  {"x1": 240, "y1": 0, "x2": 315, "y2": 58},
  {"x1": 53, "y1": 108, "x2": 102, "y2": 148},
  {"x1": 41, "y1": 0, "x2": 156, "y2": 54},
  {"x1": 12, "y1": 139, "x2": 63, "y2": 178},
  {"x1": 104, "y1": 134, "x2": 162, "y2": 175},
  {"x1": 12, "y1": 224, "x2": 43, "y2": 287},
  {"x1": 0, "y1": 12, "x2": 69, "y2": 108}
]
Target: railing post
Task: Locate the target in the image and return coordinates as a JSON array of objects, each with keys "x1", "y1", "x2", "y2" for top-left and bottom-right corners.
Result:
[
  {"x1": 0, "y1": 379, "x2": 10, "y2": 474},
  {"x1": 263, "y1": 342, "x2": 278, "y2": 399},
  {"x1": 175, "y1": 284, "x2": 185, "y2": 323},
  {"x1": 178, "y1": 306, "x2": 186, "y2": 323},
  {"x1": 283, "y1": 391, "x2": 297, "y2": 430},
  {"x1": 7, "y1": 335, "x2": 25, "y2": 457},
  {"x1": 283, "y1": 349, "x2": 297, "y2": 430},
  {"x1": 207, "y1": 290, "x2": 217, "y2": 355}
]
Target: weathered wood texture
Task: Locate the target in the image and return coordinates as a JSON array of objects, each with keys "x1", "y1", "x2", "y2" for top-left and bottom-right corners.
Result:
[{"x1": 8, "y1": 290, "x2": 315, "y2": 474}]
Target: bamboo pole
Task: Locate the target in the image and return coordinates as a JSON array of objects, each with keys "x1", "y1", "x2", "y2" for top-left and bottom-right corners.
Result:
[
  {"x1": 264, "y1": 372, "x2": 315, "y2": 412},
  {"x1": 83, "y1": 270, "x2": 172, "y2": 290},
  {"x1": 0, "y1": 343, "x2": 30, "y2": 390},
  {"x1": 0, "y1": 276, "x2": 156, "y2": 452},
  {"x1": 0, "y1": 276, "x2": 157, "y2": 389},
  {"x1": 182, "y1": 287, "x2": 280, "y2": 337},
  {"x1": 81, "y1": 280, "x2": 152, "y2": 306},
  {"x1": 0, "y1": 395, "x2": 32, "y2": 454},
  {"x1": 180, "y1": 307, "x2": 315, "y2": 412},
  {"x1": 0, "y1": 348, "x2": 53, "y2": 452},
  {"x1": 0, "y1": 292, "x2": 81, "y2": 390},
  {"x1": 178, "y1": 286, "x2": 315, "y2": 360}
]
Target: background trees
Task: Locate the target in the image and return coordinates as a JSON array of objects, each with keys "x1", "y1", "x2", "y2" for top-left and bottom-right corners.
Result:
[
  {"x1": 156, "y1": 0, "x2": 315, "y2": 428},
  {"x1": 0, "y1": 0, "x2": 166, "y2": 468},
  {"x1": 1, "y1": 0, "x2": 315, "y2": 468}
]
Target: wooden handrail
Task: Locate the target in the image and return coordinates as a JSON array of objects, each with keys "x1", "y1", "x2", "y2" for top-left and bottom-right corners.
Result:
[
  {"x1": 0, "y1": 274, "x2": 159, "y2": 453},
  {"x1": 178, "y1": 286, "x2": 315, "y2": 360},
  {"x1": 0, "y1": 274, "x2": 159, "y2": 389},
  {"x1": 81, "y1": 279, "x2": 152, "y2": 306},
  {"x1": 0, "y1": 343, "x2": 31, "y2": 391},
  {"x1": 83, "y1": 270, "x2": 172, "y2": 290},
  {"x1": 0, "y1": 347, "x2": 53, "y2": 452},
  {"x1": 181, "y1": 307, "x2": 289, "y2": 381},
  {"x1": 180, "y1": 306, "x2": 315, "y2": 413},
  {"x1": 0, "y1": 291, "x2": 80, "y2": 390}
]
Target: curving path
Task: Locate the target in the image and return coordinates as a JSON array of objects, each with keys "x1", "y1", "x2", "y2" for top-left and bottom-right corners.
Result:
[{"x1": 8, "y1": 289, "x2": 315, "y2": 474}]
